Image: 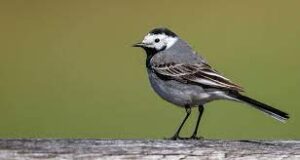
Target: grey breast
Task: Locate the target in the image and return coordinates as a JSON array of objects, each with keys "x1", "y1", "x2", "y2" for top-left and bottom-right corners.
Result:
[{"x1": 148, "y1": 69, "x2": 209, "y2": 107}]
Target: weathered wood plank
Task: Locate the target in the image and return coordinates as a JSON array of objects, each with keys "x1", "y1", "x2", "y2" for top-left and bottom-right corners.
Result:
[{"x1": 0, "y1": 139, "x2": 299, "y2": 159}]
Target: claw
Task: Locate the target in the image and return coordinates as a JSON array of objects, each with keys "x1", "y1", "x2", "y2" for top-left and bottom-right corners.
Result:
[
  {"x1": 165, "y1": 135, "x2": 187, "y2": 140},
  {"x1": 190, "y1": 135, "x2": 204, "y2": 140},
  {"x1": 165, "y1": 135, "x2": 204, "y2": 140},
  {"x1": 165, "y1": 135, "x2": 180, "y2": 140}
]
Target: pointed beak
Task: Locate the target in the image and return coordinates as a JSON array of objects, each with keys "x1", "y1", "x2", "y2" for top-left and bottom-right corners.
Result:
[{"x1": 132, "y1": 42, "x2": 145, "y2": 48}]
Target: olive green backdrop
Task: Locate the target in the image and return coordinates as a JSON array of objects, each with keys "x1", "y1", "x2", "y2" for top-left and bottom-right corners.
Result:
[{"x1": 0, "y1": 0, "x2": 299, "y2": 139}]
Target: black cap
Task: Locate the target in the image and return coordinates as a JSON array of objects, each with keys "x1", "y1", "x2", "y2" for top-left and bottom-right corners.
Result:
[{"x1": 149, "y1": 28, "x2": 177, "y2": 37}]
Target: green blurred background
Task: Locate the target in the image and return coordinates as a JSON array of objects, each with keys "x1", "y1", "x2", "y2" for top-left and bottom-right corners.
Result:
[{"x1": 0, "y1": 0, "x2": 299, "y2": 139}]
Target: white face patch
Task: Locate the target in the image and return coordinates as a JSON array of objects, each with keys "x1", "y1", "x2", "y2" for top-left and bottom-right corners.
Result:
[{"x1": 142, "y1": 33, "x2": 178, "y2": 51}]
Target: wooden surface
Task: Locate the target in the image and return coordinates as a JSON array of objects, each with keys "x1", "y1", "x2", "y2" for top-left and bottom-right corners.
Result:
[{"x1": 0, "y1": 139, "x2": 299, "y2": 159}]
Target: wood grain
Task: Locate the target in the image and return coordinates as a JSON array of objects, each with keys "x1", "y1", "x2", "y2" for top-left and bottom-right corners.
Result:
[{"x1": 0, "y1": 139, "x2": 299, "y2": 159}]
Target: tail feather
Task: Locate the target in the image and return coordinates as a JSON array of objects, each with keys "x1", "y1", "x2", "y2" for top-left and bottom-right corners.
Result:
[{"x1": 231, "y1": 93, "x2": 289, "y2": 122}]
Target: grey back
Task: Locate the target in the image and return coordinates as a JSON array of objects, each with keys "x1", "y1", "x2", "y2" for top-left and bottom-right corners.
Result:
[{"x1": 151, "y1": 38, "x2": 206, "y2": 65}]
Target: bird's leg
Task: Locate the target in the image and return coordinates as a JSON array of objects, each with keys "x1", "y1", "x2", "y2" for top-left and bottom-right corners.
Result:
[
  {"x1": 169, "y1": 105, "x2": 191, "y2": 140},
  {"x1": 190, "y1": 105, "x2": 204, "y2": 139}
]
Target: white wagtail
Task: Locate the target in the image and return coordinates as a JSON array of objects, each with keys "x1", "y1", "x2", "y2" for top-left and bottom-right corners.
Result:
[{"x1": 133, "y1": 27, "x2": 289, "y2": 140}]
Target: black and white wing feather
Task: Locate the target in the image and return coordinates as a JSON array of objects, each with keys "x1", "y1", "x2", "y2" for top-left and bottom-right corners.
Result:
[{"x1": 151, "y1": 62, "x2": 244, "y2": 92}]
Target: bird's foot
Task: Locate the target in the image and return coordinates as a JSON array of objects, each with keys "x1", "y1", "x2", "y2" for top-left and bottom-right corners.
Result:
[
  {"x1": 165, "y1": 135, "x2": 187, "y2": 140},
  {"x1": 165, "y1": 135, "x2": 204, "y2": 140},
  {"x1": 165, "y1": 135, "x2": 180, "y2": 140},
  {"x1": 189, "y1": 135, "x2": 204, "y2": 140}
]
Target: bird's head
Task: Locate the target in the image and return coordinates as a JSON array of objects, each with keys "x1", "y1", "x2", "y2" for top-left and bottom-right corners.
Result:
[{"x1": 133, "y1": 28, "x2": 179, "y2": 53}]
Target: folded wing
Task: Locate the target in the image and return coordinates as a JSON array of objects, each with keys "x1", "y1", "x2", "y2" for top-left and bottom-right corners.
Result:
[{"x1": 152, "y1": 62, "x2": 244, "y2": 92}]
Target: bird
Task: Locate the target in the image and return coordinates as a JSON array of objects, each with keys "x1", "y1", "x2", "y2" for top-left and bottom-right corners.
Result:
[{"x1": 133, "y1": 27, "x2": 289, "y2": 140}]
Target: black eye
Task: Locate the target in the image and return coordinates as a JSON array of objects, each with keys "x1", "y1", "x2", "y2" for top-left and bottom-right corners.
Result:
[{"x1": 154, "y1": 38, "x2": 160, "y2": 43}]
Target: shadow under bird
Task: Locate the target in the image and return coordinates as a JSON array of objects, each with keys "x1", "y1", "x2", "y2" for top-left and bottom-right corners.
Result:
[{"x1": 133, "y1": 27, "x2": 289, "y2": 140}]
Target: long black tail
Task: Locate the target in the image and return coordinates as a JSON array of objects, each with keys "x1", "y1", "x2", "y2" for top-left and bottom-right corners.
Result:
[{"x1": 231, "y1": 93, "x2": 289, "y2": 122}]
